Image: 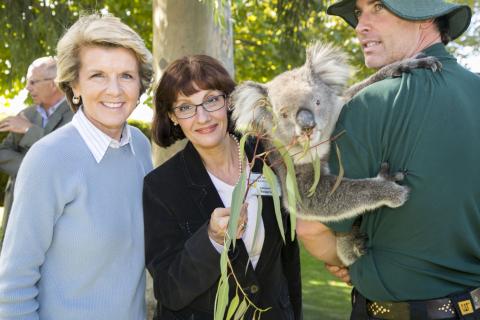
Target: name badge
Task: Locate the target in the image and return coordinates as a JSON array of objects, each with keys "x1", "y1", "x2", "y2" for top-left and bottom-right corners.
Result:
[{"x1": 248, "y1": 173, "x2": 282, "y2": 197}]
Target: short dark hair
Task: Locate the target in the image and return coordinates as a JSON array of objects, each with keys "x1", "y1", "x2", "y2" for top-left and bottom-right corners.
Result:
[
  {"x1": 435, "y1": 15, "x2": 451, "y2": 45},
  {"x1": 152, "y1": 55, "x2": 236, "y2": 147}
]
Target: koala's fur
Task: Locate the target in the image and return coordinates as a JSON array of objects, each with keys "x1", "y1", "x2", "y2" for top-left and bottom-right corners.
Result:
[{"x1": 231, "y1": 42, "x2": 440, "y2": 265}]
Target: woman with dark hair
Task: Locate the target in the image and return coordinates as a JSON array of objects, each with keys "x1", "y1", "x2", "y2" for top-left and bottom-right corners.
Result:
[{"x1": 143, "y1": 55, "x2": 302, "y2": 320}]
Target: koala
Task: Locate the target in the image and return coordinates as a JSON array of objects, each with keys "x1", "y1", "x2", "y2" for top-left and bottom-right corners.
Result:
[{"x1": 231, "y1": 41, "x2": 441, "y2": 266}]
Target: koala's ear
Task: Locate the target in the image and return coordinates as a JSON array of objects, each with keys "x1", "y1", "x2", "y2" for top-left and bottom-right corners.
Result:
[
  {"x1": 231, "y1": 81, "x2": 272, "y2": 133},
  {"x1": 306, "y1": 41, "x2": 351, "y2": 95}
]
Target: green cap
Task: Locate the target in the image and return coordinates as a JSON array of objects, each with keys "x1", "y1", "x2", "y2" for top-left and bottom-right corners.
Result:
[{"x1": 327, "y1": 0, "x2": 472, "y2": 41}]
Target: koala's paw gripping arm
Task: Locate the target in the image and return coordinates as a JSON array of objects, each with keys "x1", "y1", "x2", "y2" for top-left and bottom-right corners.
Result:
[
  {"x1": 336, "y1": 226, "x2": 368, "y2": 266},
  {"x1": 344, "y1": 55, "x2": 442, "y2": 100},
  {"x1": 377, "y1": 162, "x2": 406, "y2": 182},
  {"x1": 381, "y1": 54, "x2": 443, "y2": 78}
]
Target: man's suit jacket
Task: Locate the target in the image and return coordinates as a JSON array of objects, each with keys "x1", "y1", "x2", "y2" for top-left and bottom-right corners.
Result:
[
  {"x1": 0, "y1": 100, "x2": 73, "y2": 217},
  {"x1": 143, "y1": 139, "x2": 302, "y2": 320}
]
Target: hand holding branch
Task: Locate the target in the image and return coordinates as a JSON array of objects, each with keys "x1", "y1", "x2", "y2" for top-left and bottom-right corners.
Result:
[{"x1": 208, "y1": 203, "x2": 248, "y2": 245}]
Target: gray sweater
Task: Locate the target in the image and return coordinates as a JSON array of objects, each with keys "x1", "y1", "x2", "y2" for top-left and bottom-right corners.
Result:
[{"x1": 0, "y1": 123, "x2": 152, "y2": 319}]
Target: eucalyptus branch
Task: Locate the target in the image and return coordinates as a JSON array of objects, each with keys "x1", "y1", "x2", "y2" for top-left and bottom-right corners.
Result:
[{"x1": 226, "y1": 258, "x2": 271, "y2": 313}]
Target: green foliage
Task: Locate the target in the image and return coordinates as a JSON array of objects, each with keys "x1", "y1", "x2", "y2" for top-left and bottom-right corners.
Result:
[
  {"x1": 232, "y1": 0, "x2": 480, "y2": 83},
  {"x1": 1, "y1": 0, "x2": 479, "y2": 99},
  {"x1": 128, "y1": 119, "x2": 152, "y2": 140},
  {"x1": 232, "y1": 0, "x2": 371, "y2": 84},
  {"x1": 307, "y1": 154, "x2": 321, "y2": 197},
  {"x1": 0, "y1": 0, "x2": 152, "y2": 100},
  {"x1": 263, "y1": 164, "x2": 285, "y2": 242}
]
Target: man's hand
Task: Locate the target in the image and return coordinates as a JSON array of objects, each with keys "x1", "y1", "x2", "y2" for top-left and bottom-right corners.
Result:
[
  {"x1": 0, "y1": 113, "x2": 32, "y2": 134},
  {"x1": 208, "y1": 204, "x2": 248, "y2": 245},
  {"x1": 325, "y1": 263, "x2": 351, "y2": 285}
]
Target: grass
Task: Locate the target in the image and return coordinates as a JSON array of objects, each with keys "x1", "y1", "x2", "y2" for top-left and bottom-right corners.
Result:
[{"x1": 301, "y1": 246, "x2": 352, "y2": 320}]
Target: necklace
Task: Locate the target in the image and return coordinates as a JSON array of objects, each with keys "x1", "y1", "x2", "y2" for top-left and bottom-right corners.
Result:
[{"x1": 230, "y1": 134, "x2": 243, "y2": 180}]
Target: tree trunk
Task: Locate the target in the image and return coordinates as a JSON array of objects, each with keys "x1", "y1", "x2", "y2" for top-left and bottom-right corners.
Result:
[
  {"x1": 151, "y1": 0, "x2": 234, "y2": 167},
  {"x1": 147, "y1": 1, "x2": 233, "y2": 318}
]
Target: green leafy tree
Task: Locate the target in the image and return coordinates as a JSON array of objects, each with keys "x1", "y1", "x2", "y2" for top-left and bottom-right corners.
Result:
[
  {"x1": 1, "y1": 0, "x2": 479, "y2": 99},
  {"x1": 233, "y1": 0, "x2": 479, "y2": 84},
  {"x1": 0, "y1": 0, "x2": 152, "y2": 100}
]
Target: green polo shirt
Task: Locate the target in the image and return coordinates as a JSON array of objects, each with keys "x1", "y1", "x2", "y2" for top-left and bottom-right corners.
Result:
[{"x1": 328, "y1": 43, "x2": 480, "y2": 301}]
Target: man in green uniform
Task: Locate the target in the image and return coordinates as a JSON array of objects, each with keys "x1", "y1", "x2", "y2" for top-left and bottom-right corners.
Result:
[{"x1": 297, "y1": 0, "x2": 480, "y2": 319}]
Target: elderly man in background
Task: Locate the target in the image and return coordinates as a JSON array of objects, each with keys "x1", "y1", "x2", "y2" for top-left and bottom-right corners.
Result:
[
  {"x1": 297, "y1": 0, "x2": 480, "y2": 319},
  {"x1": 0, "y1": 57, "x2": 72, "y2": 249}
]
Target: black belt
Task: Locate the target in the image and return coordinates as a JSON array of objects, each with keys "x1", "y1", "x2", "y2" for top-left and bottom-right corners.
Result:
[{"x1": 364, "y1": 288, "x2": 480, "y2": 319}]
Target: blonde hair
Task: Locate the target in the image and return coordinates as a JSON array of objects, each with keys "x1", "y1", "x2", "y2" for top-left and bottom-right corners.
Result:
[{"x1": 56, "y1": 14, "x2": 153, "y2": 111}]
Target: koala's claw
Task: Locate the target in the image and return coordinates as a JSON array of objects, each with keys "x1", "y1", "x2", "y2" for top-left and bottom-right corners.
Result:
[
  {"x1": 413, "y1": 53, "x2": 443, "y2": 72},
  {"x1": 352, "y1": 233, "x2": 368, "y2": 257},
  {"x1": 384, "y1": 55, "x2": 443, "y2": 78},
  {"x1": 379, "y1": 162, "x2": 390, "y2": 176},
  {"x1": 378, "y1": 162, "x2": 407, "y2": 182},
  {"x1": 393, "y1": 171, "x2": 405, "y2": 182},
  {"x1": 415, "y1": 56, "x2": 443, "y2": 73}
]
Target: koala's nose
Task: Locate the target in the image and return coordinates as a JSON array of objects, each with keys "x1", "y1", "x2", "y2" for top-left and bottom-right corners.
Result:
[{"x1": 296, "y1": 109, "x2": 316, "y2": 131}]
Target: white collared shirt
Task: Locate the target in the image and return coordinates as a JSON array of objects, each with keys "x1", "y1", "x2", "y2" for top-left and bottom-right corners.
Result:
[
  {"x1": 207, "y1": 164, "x2": 265, "y2": 269},
  {"x1": 71, "y1": 107, "x2": 135, "y2": 163}
]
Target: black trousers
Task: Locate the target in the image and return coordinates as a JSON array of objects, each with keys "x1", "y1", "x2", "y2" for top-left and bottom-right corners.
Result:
[{"x1": 350, "y1": 288, "x2": 480, "y2": 320}]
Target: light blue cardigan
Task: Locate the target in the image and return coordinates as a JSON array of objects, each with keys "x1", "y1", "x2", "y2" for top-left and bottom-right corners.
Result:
[{"x1": 0, "y1": 123, "x2": 152, "y2": 320}]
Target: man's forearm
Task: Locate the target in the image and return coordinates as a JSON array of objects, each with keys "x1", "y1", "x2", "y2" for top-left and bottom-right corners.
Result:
[{"x1": 296, "y1": 219, "x2": 344, "y2": 266}]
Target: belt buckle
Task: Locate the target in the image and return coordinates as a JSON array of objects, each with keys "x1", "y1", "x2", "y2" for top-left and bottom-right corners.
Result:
[{"x1": 458, "y1": 299, "x2": 474, "y2": 315}]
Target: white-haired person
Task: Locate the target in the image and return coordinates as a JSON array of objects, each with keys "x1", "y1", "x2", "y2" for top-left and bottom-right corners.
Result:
[{"x1": 0, "y1": 14, "x2": 153, "y2": 320}]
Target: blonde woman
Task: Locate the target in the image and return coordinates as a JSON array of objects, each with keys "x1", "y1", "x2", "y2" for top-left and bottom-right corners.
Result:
[{"x1": 0, "y1": 14, "x2": 153, "y2": 320}]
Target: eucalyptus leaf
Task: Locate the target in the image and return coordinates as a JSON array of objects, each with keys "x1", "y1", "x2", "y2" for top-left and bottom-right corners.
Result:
[
  {"x1": 272, "y1": 138, "x2": 302, "y2": 205},
  {"x1": 329, "y1": 143, "x2": 344, "y2": 196},
  {"x1": 290, "y1": 209, "x2": 297, "y2": 241},
  {"x1": 234, "y1": 298, "x2": 249, "y2": 320},
  {"x1": 238, "y1": 134, "x2": 248, "y2": 169},
  {"x1": 307, "y1": 154, "x2": 321, "y2": 197},
  {"x1": 220, "y1": 248, "x2": 228, "y2": 275},
  {"x1": 250, "y1": 194, "x2": 263, "y2": 256},
  {"x1": 228, "y1": 170, "x2": 247, "y2": 248},
  {"x1": 286, "y1": 173, "x2": 298, "y2": 241},
  {"x1": 226, "y1": 292, "x2": 240, "y2": 320},
  {"x1": 263, "y1": 165, "x2": 285, "y2": 243},
  {"x1": 214, "y1": 276, "x2": 230, "y2": 320},
  {"x1": 301, "y1": 138, "x2": 310, "y2": 160}
]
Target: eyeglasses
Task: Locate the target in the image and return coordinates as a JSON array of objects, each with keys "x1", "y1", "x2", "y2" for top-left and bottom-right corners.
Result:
[
  {"x1": 173, "y1": 94, "x2": 227, "y2": 119},
  {"x1": 27, "y1": 78, "x2": 54, "y2": 86}
]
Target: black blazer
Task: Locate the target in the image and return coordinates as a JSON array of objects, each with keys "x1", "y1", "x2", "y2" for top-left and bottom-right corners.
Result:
[{"x1": 143, "y1": 139, "x2": 302, "y2": 320}]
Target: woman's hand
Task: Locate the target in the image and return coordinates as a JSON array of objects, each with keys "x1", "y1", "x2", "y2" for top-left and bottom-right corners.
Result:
[{"x1": 208, "y1": 204, "x2": 248, "y2": 245}]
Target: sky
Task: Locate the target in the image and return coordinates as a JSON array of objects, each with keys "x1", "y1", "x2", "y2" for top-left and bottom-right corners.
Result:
[{"x1": 462, "y1": 55, "x2": 480, "y2": 72}]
